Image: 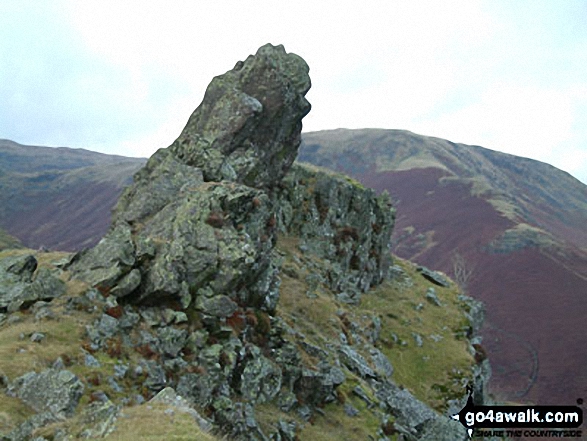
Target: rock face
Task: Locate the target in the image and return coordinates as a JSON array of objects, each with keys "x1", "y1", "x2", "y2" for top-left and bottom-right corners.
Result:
[
  {"x1": 274, "y1": 163, "x2": 394, "y2": 303},
  {"x1": 9, "y1": 369, "x2": 84, "y2": 419}
]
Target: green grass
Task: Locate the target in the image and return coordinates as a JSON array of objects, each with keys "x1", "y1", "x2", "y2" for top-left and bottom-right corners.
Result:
[
  {"x1": 359, "y1": 259, "x2": 474, "y2": 411},
  {"x1": 33, "y1": 402, "x2": 219, "y2": 441},
  {"x1": 0, "y1": 317, "x2": 86, "y2": 379},
  {"x1": 273, "y1": 235, "x2": 476, "y2": 437},
  {"x1": 0, "y1": 228, "x2": 22, "y2": 251}
]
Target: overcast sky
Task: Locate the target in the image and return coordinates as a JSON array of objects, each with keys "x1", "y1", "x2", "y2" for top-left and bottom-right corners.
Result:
[{"x1": 1, "y1": 1, "x2": 586, "y2": 184}]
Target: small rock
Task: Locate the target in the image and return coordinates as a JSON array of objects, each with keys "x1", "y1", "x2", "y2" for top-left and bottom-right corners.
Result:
[
  {"x1": 425, "y1": 287, "x2": 442, "y2": 307},
  {"x1": 30, "y1": 332, "x2": 45, "y2": 343},
  {"x1": 119, "y1": 308, "x2": 140, "y2": 329},
  {"x1": 107, "y1": 377, "x2": 122, "y2": 393},
  {"x1": 149, "y1": 387, "x2": 212, "y2": 432},
  {"x1": 173, "y1": 311, "x2": 188, "y2": 324},
  {"x1": 90, "y1": 390, "x2": 110, "y2": 403},
  {"x1": 196, "y1": 295, "x2": 238, "y2": 318},
  {"x1": 77, "y1": 399, "x2": 120, "y2": 438},
  {"x1": 412, "y1": 333, "x2": 424, "y2": 347},
  {"x1": 34, "y1": 307, "x2": 56, "y2": 321},
  {"x1": 276, "y1": 419, "x2": 297, "y2": 441},
  {"x1": 110, "y1": 268, "x2": 141, "y2": 298},
  {"x1": 157, "y1": 327, "x2": 188, "y2": 358},
  {"x1": 9, "y1": 368, "x2": 84, "y2": 419},
  {"x1": 114, "y1": 364, "x2": 129, "y2": 379},
  {"x1": 85, "y1": 353, "x2": 101, "y2": 367},
  {"x1": 370, "y1": 348, "x2": 394, "y2": 378},
  {"x1": 352, "y1": 386, "x2": 374, "y2": 408},
  {"x1": 297, "y1": 405, "x2": 312, "y2": 421},
  {"x1": 344, "y1": 403, "x2": 360, "y2": 417},
  {"x1": 277, "y1": 391, "x2": 298, "y2": 412},
  {"x1": 339, "y1": 332, "x2": 348, "y2": 344},
  {"x1": 417, "y1": 266, "x2": 450, "y2": 287},
  {"x1": 52, "y1": 357, "x2": 66, "y2": 370},
  {"x1": 339, "y1": 345, "x2": 376, "y2": 379}
]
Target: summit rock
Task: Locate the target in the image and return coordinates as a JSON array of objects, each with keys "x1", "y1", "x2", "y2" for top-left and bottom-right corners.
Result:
[{"x1": 170, "y1": 43, "x2": 311, "y2": 188}]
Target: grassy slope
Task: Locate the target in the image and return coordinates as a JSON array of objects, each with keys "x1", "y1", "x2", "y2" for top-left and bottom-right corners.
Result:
[
  {"x1": 256, "y1": 235, "x2": 476, "y2": 439},
  {"x1": 299, "y1": 128, "x2": 587, "y2": 407},
  {"x1": 0, "y1": 228, "x2": 22, "y2": 251},
  {"x1": 0, "y1": 248, "x2": 219, "y2": 440},
  {"x1": 0, "y1": 240, "x2": 476, "y2": 440}
]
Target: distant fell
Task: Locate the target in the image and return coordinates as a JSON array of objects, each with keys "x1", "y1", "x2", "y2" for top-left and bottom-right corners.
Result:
[{"x1": 0, "y1": 139, "x2": 146, "y2": 251}]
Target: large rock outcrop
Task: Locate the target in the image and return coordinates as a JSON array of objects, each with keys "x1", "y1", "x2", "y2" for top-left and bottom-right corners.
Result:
[
  {"x1": 169, "y1": 43, "x2": 311, "y2": 188},
  {"x1": 69, "y1": 44, "x2": 312, "y2": 315},
  {"x1": 274, "y1": 163, "x2": 394, "y2": 303},
  {"x1": 0, "y1": 254, "x2": 66, "y2": 313},
  {"x1": 56, "y1": 44, "x2": 473, "y2": 440}
]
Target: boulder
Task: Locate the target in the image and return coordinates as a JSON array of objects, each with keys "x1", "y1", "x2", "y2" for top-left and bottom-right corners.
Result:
[
  {"x1": 374, "y1": 380, "x2": 467, "y2": 440},
  {"x1": 68, "y1": 223, "x2": 136, "y2": 290},
  {"x1": 417, "y1": 266, "x2": 450, "y2": 287},
  {"x1": 0, "y1": 255, "x2": 66, "y2": 312},
  {"x1": 149, "y1": 387, "x2": 212, "y2": 432},
  {"x1": 9, "y1": 369, "x2": 84, "y2": 420},
  {"x1": 238, "y1": 346, "x2": 282, "y2": 404},
  {"x1": 338, "y1": 345, "x2": 376, "y2": 379}
]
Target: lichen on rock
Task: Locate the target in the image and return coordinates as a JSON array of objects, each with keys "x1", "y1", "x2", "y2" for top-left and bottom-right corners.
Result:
[
  {"x1": 273, "y1": 163, "x2": 394, "y2": 302},
  {"x1": 69, "y1": 44, "x2": 310, "y2": 317},
  {"x1": 170, "y1": 43, "x2": 311, "y2": 188}
]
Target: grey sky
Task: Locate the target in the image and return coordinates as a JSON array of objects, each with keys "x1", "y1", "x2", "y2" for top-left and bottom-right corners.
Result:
[{"x1": 1, "y1": 0, "x2": 586, "y2": 184}]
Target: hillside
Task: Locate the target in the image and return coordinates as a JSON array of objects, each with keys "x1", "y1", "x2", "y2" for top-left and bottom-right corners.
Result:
[
  {"x1": 0, "y1": 45, "x2": 483, "y2": 440},
  {"x1": 0, "y1": 228, "x2": 22, "y2": 251},
  {"x1": 299, "y1": 128, "x2": 587, "y2": 406},
  {"x1": 0, "y1": 139, "x2": 146, "y2": 251}
]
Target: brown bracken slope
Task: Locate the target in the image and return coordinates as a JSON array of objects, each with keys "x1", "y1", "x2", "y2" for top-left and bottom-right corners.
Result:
[
  {"x1": 299, "y1": 128, "x2": 587, "y2": 406},
  {"x1": 0, "y1": 139, "x2": 146, "y2": 251}
]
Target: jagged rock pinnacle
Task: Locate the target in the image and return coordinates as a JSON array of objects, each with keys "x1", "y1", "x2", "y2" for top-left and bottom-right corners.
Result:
[{"x1": 170, "y1": 43, "x2": 311, "y2": 188}]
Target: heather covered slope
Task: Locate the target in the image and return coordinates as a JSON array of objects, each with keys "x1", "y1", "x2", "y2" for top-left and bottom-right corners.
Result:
[
  {"x1": 0, "y1": 139, "x2": 146, "y2": 251},
  {"x1": 299, "y1": 128, "x2": 587, "y2": 406}
]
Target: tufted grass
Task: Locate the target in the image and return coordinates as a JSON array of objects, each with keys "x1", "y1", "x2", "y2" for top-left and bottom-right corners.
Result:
[
  {"x1": 359, "y1": 258, "x2": 475, "y2": 411},
  {"x1": 275, "y1": 233, "x2": 475, "y2": 424},
  {"x1": 0, "y1": 394, "x2": 35, "y2": 434},
  {"x1": 103, "y1": 403, "x2": 219, "y2": 441},
  {"x1": 0, "y1": 317, "x2": 86, "y2": 379}
]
